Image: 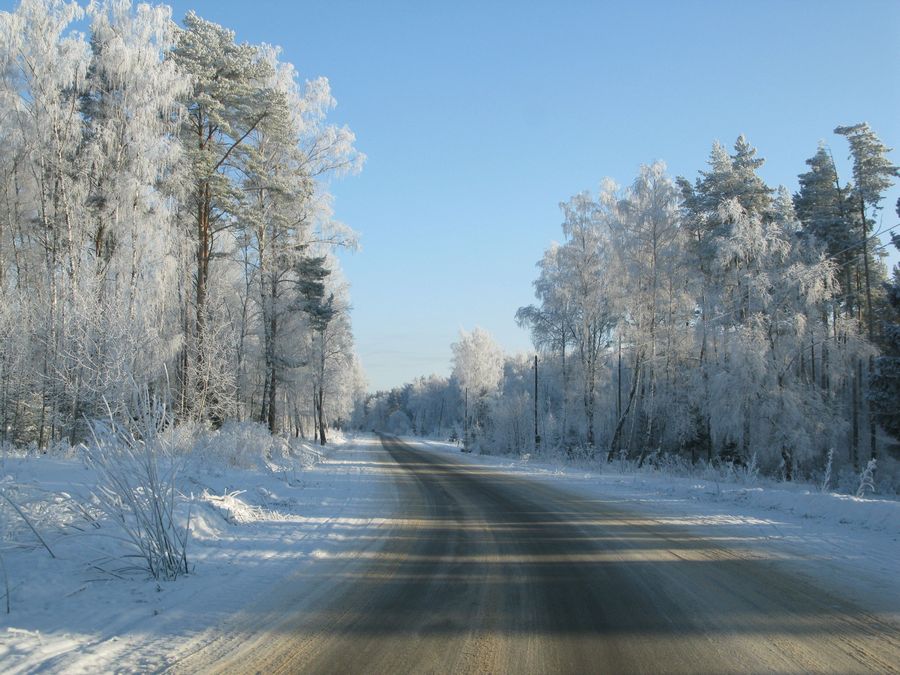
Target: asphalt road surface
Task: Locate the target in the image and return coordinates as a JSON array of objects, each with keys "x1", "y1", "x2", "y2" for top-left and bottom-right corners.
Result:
[{"x1": 173, "y1": 435, "x2": 900, "y2": 674}]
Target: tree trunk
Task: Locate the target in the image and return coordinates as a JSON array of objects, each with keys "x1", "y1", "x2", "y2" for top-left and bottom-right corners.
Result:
[
  {"x1": 191, "y1": 117, "x2": 213, "y2": 418},
  {"x1": 265, "y1": 277, "x2": 278, "y2": 433},
  {"x1": 317, "y1": 386, "x2": 327, "y2": 445},
  {"x1": 312, "y1": 388, "x2": 318, "y2": 440},
  {"x1": 609, "y1": 353, "x2": 642, "y2": 461},
  {"x1": 868, "y1": 356, "x2": 877, "y2": 461},
  {"x1": 851, "y1": 360, "x2": 860, "y2": 470},
  {"x1": 561, "y1": 336, "x2": 567, "y2": 448},
  {"x1": 781, "y1": 446, "x2": 793, "y2": 481},
  {"x1": 616, "y1": 334, "x2": 622, "y2": 422}
]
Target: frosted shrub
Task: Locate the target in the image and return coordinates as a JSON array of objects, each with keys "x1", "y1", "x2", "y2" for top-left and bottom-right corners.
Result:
[
  {"x1": 856, "y1": 459, "x2": 877, "y2": 498},
  {"x1": 820, "y1": 448, "x2": 834, "y2": 493},
  {"x1": 192, "y1": 421, "x2": 274, "y2": 470},
  {"x1": 721, "y1": 453, "x2": 760, "y2": 485},
  {"x1": 651, "y1": 452, "x2": 693, "y2": 476},
  {"x1": 190, "y1": 421, "x2": 324, "y2": 474},
  {"x1": 82, "y1": 397, "x2": 190, "y2": 580},
  {"x1": 265, "y1": 434, "x2": 323, "y2": 472},
  {"x1": 614, "y1": 447, "x2": 635, "y2": 474}
]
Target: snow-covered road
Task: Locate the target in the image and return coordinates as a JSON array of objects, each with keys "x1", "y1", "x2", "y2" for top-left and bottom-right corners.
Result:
[
  {"x1": 3, "y1": 434, "x2": 898, "y2": 673},
  {"x1": 173, "y1": 436, "x2": 900, "y2": 674}
]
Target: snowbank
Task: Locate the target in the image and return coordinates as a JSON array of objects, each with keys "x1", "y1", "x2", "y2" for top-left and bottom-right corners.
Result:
[{"x1": 0, "y1": 430, "x2": 396, "y2": 673}]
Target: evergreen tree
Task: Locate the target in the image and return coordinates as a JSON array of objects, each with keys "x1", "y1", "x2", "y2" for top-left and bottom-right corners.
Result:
[
  {"x1": 834, "y1": 122, "x2": 898, "y2": 340},
  {"x1": 170, "y1": 12, "x2": 282, "y2": 419},
  {"x1": 794, "y1": 144, "x2": 861, "y2": 320},
  {"x1": 676, "y1": 136, "x2": 774, "y2": 461},
  {"x1": 869, "y1": 201, "x2": 900, "y2": 438}
]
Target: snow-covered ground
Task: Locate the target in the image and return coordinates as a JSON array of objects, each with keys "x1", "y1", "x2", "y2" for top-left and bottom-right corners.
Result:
[
  {"x1": 2, "y1": 432, "x2": 897, "y2": 672},
  {"x1": 0, "y1": 432, "x2": 398, "y2": 674},
  {"x1": 417, "y1": 439, "x2": 900, "y2": 618}
]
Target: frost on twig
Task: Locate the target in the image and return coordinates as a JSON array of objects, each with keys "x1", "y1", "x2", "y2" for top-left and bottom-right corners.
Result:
[{"x1": 0, "y1": 489, "x2": 56, "y2": 559}]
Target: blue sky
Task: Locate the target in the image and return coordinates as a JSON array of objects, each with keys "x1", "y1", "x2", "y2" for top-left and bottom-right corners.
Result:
[
  {"x1": 159, "y1": 0, "x2": 900, "y2": 392},
  {"x1": 12, "y1": 0, "x2": 900, "y2": 391}
]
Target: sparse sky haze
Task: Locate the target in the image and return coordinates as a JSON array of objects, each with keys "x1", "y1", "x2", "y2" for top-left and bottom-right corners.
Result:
[{"x1": 25, "y1": 0, "x2": 900, "y2": 391}]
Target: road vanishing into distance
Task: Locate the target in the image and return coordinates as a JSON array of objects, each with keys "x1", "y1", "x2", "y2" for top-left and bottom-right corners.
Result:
[{"x1": 173, "y1": 436, "x2": 900, "y2": 674}]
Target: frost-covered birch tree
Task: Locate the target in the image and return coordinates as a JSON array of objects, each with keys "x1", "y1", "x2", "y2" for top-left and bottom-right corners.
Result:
[
  {"x1": 451, "y1": 327, "x2": 504, "y2": 448},
  {"x1": 601, "y1": 163, "x2": 687, "y2": 462},
  {"x1": 557, "y1": 192, "x2": 613, "y2": 452}
]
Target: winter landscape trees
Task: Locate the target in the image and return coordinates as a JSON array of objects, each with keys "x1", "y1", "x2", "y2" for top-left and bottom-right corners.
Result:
[
  {"x1": 2, "y1": 0, "x2": 894, "y2": 490},
  {"x1": 355, "y1": 130, "x2": 899, "y2": 489},
  {"x1": 0, "y1": 0, "x2": 364, "y2": 447},
  {"x1": 0, "y1": 2, "x2": 898, "y2": 671}
]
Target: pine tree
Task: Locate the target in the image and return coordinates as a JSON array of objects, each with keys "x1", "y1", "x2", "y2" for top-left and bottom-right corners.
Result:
[
  {"x1": 834, "y1": 123, "x2": 898, "y2": 341},
  {"x1": 676, "y1": 136, "x2": 774, "y2": 462},
  {"x1": 834, "y1": 123, "x2": 898, "y2": 463},
  {"x1": 794, "y1": 144, "x2": 863, "y2": 329},
  {"x1": 170, "y1": 12, "x2": 282, "y2": 419},
  {"x1": 869, "y1": 201, "x2": 900, "y2": 439}
]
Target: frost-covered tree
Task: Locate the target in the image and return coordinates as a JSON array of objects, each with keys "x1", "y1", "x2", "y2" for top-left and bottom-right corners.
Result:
[
  {"x1": 403, "y1": 374, "x2": 457, "y2": 436},
  {"x1": 0, "y1": 1, "x2": 364, "y2": 446},
  {"x1": 834, "y1": 123, "x2": 898, "y2": 341},
  {"x1": 452, "y1": 327, "x2": 504, "y2": 447},
  {"x1": 0, "y1": 0, "x2": 91, "y2": 444},
  {"x1": 801, "y1": 123, "x2": 899, "y2": 465},
  {"x1": 558, "y1": 192, "x2": 614, "y2": 451},
  {"x1": 303, "y1": 264, "x2": 338, "y2": 444},
  {"x1": 869, "y1": 202, "x2": 900, "y2": 439},
  {"x1": 259, "y1": 52, "x2": 360, "y2": 437},
  {"x1": 169, "y1": 12, "x2": 283, "y2": 419},
  {"x1": 70, "y1": 0, "x2": 186, "y2": 434},
  {"x1": 707, "y1": 192, "x2": 845, "y2": 476},
  {"x1": 601, "y1": 163, "x2": 687, "y2": 462},
  {"x1": 505, "y1": 136, "x2": 877, "y2": 479},
  {"x1": 516, "y1": 244, "x2": 575, "y2": 444},
  {"x1": 674, "y1": 136, "x2": 779, "y2": 461},
  {"x1": 451, "y1": 327, "x2": 504, "y2": 398},
  {"x1": 794, "y1": 145, "x2": 858, "y2": 317}
]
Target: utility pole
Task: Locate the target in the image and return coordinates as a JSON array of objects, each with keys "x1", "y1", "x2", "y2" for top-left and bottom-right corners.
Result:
[
  {"x1": 534, "y1": 354, "x2": 540, "y2": 450},
  {"x1": 463, "y1": 386, "x2": 468, "y2": 453},
  {"x1": 617, "y1": 334, "x2": 622, "y2": 421}
]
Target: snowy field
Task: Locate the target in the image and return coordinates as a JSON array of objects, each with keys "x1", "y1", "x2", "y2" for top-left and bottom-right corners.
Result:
[
  {"x1": 1, "y1": 432, "x2": 898, "y2": 673},
  {"x1": 0, "y1": 432, "x2": 398, "y2": 673}
]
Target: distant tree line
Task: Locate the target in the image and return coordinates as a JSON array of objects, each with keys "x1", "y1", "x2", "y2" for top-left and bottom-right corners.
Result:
[{"x1": 355, "y1": 129, "x2": 899, "y2": 483}]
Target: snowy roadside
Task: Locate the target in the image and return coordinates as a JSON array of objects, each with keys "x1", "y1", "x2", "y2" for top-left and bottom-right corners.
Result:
[
  {"x1": 413, "y1": 438, "x2": 900, "y2": 618},
  {"x1": 0, "y1": 432, "x2": 396, "y2": 674}
]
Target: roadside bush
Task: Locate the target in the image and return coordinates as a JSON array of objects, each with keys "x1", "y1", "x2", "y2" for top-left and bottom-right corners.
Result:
[
  {"x1": 82, "y1": 396, "x2": 190, "y2": 580},
  {"x1": 189, "y1": 421, "x2": 324, "y2": 473}
]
